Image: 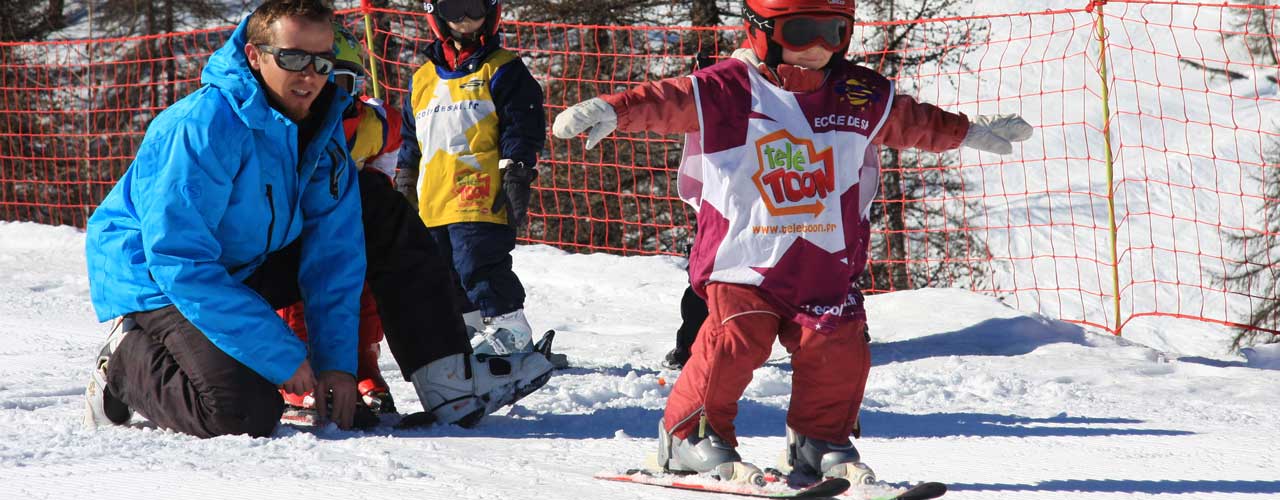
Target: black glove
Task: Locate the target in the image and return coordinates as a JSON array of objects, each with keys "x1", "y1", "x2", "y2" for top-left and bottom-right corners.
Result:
[
  {"x1": 394, "y1": 166, "x2": 419, "y2": 210},
  {"x1": 491, "y1": 160, "x2": 538, "y2": 229}
]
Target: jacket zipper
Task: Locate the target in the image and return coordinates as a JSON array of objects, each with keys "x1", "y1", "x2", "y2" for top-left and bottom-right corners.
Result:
[
  {"x1": 264, "y1": 184, "x2": 276, "y2": 255},
  {"x1": 328, "y1": 147, "x2": 341, "y2": 200}
]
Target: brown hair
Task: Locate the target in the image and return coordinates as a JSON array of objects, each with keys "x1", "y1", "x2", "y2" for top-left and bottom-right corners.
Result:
[{"x1": 245, "y1": 0, "x2": 335, "y2": 46}]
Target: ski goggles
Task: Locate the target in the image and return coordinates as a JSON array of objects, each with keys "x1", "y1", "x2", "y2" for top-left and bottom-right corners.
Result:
[
  {"x1": 434, "y1": 0, "x2": 489, "y2": 22},
  {"x1": 772, "y1": 15, "x2": 852, "y2": 52},
  {"x1": 255, "y1": 45, "x2": 336, "y2": 75},
  {"x1": 333, "y1": 69, "x2": 367, "y2": 96}
]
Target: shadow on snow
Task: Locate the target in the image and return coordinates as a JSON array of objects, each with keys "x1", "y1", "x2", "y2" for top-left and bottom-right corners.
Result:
[
  {"x1": 949, "y1": 479, "x2": 1280, "y2": 495},
  {"x1": 352, "y1": 405, "x2": 1190, "y2": 441}
]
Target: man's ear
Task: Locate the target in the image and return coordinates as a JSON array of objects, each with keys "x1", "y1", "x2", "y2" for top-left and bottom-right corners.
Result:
[{"x1": 244, "y1": 43, "x2": 262, "y2": 71}]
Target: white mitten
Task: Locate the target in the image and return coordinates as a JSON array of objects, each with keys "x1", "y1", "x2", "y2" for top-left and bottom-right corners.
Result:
[
  {"x1": 552, "y1": 97, "x2": 617, "y2": 150},
  {"x1": 961, "y1": 114, "x2": 1034, "y2": 155}
]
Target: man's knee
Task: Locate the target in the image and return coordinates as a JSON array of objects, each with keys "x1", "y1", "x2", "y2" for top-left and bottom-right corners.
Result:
[{"x1": 204, "y1": 386, "x2": 284, "y2": 438}]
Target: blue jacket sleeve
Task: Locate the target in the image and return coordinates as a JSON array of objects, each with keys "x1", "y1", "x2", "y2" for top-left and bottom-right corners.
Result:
[
  {"x1": 397, "y1": 75, "x2": 422, "y2": 172},
  {"x1": 490, "y1": 57, "x2": 546, "y2": 166},
  {"x1": 296, "y1": 136, "x2": 365, "y2": 377},
  {"x1": 132, "y1": 121, "x2": 306, "y2": 385}
]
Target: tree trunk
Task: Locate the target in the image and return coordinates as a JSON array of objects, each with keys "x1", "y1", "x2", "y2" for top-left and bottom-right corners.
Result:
[{"x1": 881, "y1": 149, "x2": 911, "y2": 291}]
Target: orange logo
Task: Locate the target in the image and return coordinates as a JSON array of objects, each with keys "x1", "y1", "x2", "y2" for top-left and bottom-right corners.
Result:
[
  {"x1": 455, "y1": 171, "x2": 492, "y2": 202},
  {"x1": 752, "y1": 129, "x2": 835, "y2": 217}
]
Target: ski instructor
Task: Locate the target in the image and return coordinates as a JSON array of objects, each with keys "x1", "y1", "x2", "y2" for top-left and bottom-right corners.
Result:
[{"x1": 82, "y1": 0, "x2": 553, "y2": 439}]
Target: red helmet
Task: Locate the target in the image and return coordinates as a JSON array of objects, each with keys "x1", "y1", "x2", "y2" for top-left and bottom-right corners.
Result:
[
  {"x1": 743, "y1": 0, "x2": 855, "y2": 65},
  {"x1": 423, "y1": 0, "x2": 503, "y2": 44}
]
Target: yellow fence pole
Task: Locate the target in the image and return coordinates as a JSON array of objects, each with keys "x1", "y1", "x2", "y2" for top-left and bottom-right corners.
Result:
[
  {"x1": 1093, "y1": 1, "x2": 1123, "y2": 336},
  {"x1": 361, "y1": 0, "x2": 383, "y2": 100}
]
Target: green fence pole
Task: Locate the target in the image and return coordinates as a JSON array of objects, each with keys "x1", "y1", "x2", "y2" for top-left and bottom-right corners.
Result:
[
  {"x1": 1093, "y1": 1, "x2": 1123, "y2": 336},
  {"x1": 361, "y1": 0, "x2": 383, "y2": 100}
]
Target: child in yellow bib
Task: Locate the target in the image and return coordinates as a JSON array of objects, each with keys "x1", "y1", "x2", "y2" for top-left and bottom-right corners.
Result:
[{"x1": 397, "y1": 0, "x2": 545, "y2": 356}]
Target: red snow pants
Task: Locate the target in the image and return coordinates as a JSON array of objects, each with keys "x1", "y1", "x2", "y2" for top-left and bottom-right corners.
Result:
[
  {"x1": 662, "y1": 283, "x2": 871, "y2": 447},
  {"x1": 277, "y1": 283, "x2": 385, "y2": 383}
]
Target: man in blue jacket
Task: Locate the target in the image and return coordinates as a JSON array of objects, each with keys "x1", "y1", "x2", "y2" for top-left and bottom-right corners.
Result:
[{"x1": 83, "y1": 0, "x2": 552, "y2": 438}]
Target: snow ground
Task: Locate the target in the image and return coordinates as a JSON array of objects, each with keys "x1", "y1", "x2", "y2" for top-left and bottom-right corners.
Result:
[
  {"x1": 4, "y1": 1, "x2": 1277, "y2": 499},
  {"x1": 0, "y1": 222, "x2": 1276, "y2": 500}
]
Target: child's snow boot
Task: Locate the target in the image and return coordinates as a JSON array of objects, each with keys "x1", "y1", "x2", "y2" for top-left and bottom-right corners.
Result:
[
  {"x1": 462, "y1": 309, "x2": 485, "y2": 337},
  {"x1": 663, "y1": 346, "x2": 691, "y2": 369},
  {"x1": 473, "y1": 309, "x2": 533, "y2": 355},
  {"x1": 785, "y1": 425, "x2": 876, "y2": 484},
  {"x1": 356, "y1": 342, "x2": 395, "y2": 414},
  {"x1": 658, "y1": 418, "x2": 761, "y2": 484}
]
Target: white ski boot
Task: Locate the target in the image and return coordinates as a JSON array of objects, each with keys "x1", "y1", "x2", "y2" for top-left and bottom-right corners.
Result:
[
  {"x1": 461, "y1": 309, "x2": 485, "y2": 337},
  {"x1": 657, "y1": 419, "x2": 764, "y2": 485},
  {"x1": 785, "y1": 425, "x2": 876, "y2": 485},
  {"x1": 84, "y1": 317, "x2": 134, "y2": 428},
  {"x1": 472, "y1": 309, "x2": 534, "y2": 355},
  {"x1": 410, "y1": 351, "x2": 553, "y2": 427}
]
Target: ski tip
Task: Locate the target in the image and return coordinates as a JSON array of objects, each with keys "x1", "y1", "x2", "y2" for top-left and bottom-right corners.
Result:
[{"x1": 895, "y1": 481, "x2": 947, "y2": 500}]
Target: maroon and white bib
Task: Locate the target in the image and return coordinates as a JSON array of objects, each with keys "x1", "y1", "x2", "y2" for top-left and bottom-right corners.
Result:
[{"x1": 679, "y1": 58, "x2": 893, "y2": 331}]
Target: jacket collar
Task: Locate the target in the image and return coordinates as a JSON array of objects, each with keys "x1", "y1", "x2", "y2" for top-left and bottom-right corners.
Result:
[{"x1": 426, "y1": 35, "x2": 502, "y2": 73}]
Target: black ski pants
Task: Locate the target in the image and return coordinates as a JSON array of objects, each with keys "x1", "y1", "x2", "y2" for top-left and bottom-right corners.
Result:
[{"x1": 106, "y1": 169, "x2": 469, "y2": 438}]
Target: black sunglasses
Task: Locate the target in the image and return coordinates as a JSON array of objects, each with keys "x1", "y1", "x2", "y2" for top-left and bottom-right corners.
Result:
[
  {"x1": 435, "y1": 0, "x2": 489, "y2": 23},
  {"x1": 255, "y1": 45, "x2": 336, "y2": 75}
]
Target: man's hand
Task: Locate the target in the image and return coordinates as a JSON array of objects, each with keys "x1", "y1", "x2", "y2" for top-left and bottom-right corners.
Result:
[
  {"x1": 314, "y1": 370, "x2": 358, "y2": 430},
  {"x1": 961, "y1": 114, "x2": 1034, "y2": 155},
  {"x1": 552, "y1": 97, "x2": 617, "y2": 150},
  {"x1": 491, "y1": 159, "x2": 539, "y2": 229},
  {"x1": 281, "y1": 359, "x2": 316, "y2": 397}
]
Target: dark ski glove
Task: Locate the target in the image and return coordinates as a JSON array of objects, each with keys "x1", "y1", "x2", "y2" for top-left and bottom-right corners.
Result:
[{"x1": 491, "y1": 159, "x2": 538, "y2": 229}]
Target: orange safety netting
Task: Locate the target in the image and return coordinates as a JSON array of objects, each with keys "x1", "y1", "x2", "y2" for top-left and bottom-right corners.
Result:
[{"x1": 0, "y1": 2, "x2": 1275, "y2": 337}]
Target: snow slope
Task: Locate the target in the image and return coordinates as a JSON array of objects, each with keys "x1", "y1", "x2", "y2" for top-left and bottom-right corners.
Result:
[
  {"x1": 2, "y1": 1, "x2": 1277, "y2": 499},
  {"x1": 0, "y1": 222, "x2": 1276, "y2": 500}
]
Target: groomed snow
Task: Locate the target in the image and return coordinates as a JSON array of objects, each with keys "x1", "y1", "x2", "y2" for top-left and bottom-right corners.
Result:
[{"x1": 0, "y1": 221, "x2": 1275, "y2": 500}]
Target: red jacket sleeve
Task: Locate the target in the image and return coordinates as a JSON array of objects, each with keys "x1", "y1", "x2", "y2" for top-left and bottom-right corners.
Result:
[
  {"x1": 600, "y1": 72, "x2": 970, "y2": 154},
  {"x1": 874, "y1": 95, "x2": 970, "y2": 153},
  {"x1": 600, "y1": 76, "x2": 700, "y2": 135}
]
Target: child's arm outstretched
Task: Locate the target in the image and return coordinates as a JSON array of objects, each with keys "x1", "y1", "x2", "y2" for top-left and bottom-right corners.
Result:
[
  {"x1": 552, "y1": 76, "x2": 699, "y2": 149},
  {"x1": 878, "y1": 94, "x2": 1033, "y2": 155},
  {"x1": 554, "y1": 76, "x2": 1033, "y2": 156}
]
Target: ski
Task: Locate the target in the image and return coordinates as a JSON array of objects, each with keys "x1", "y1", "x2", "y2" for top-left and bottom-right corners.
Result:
[
  {"x1": 878, "y1": 482, "x2": 946, "y2": 500},
  {"x1": 595, "y1": 468, "x2": 850, "y2": 499},
  {"x1": 764, "y1": 467, "x2": 946, "y2": 500}
]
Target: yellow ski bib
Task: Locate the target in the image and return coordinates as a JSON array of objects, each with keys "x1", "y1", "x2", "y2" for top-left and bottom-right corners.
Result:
[{"x1": 407, "y1": 50, "x2": 518, "y2": 227}]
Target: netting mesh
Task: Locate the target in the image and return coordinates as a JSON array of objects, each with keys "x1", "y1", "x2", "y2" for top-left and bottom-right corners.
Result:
[{"x1": 0, "y1": 2, "x2": 1275, "y2": 336}]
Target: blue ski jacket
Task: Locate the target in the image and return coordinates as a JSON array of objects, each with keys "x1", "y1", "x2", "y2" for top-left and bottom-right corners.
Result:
[{"x1": 85, "y1": 17, "x2": 365, "y2": 384}]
